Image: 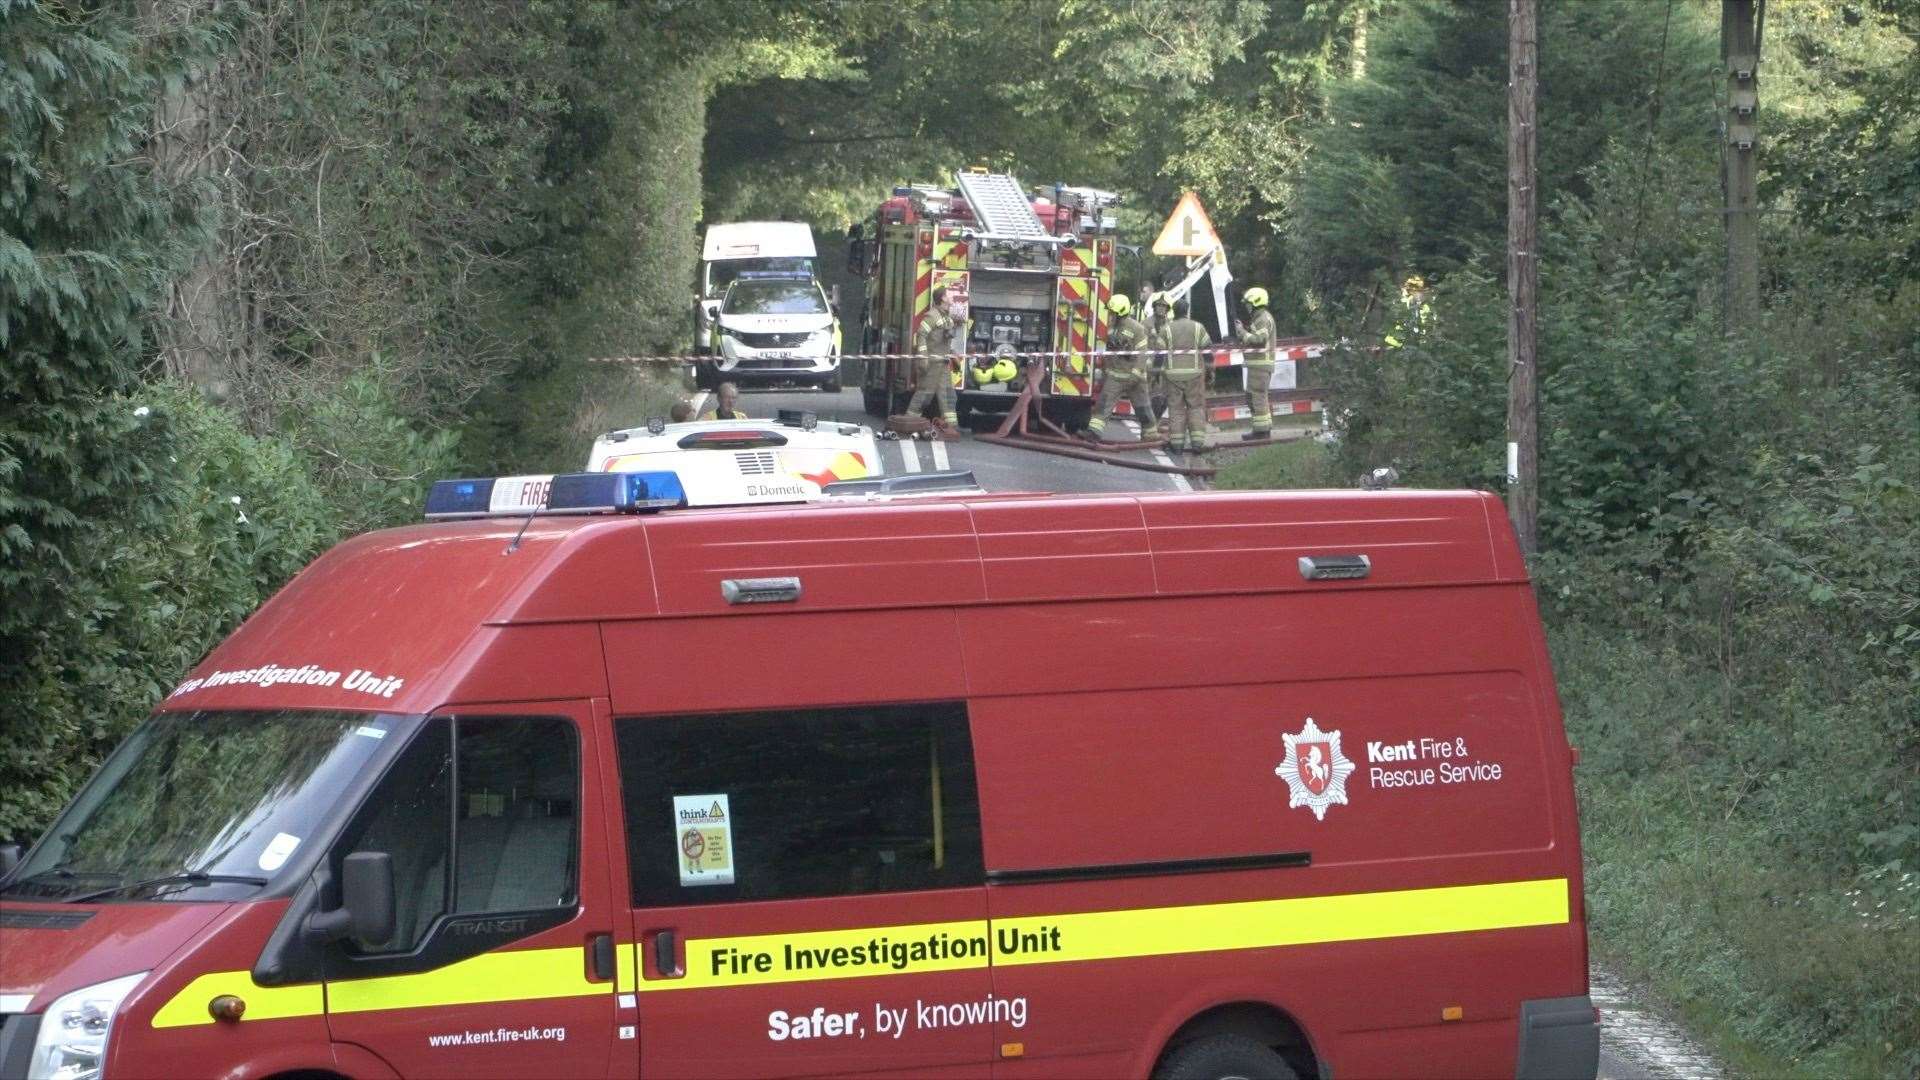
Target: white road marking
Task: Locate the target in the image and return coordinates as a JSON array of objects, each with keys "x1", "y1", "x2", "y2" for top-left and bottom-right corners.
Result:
[
  {"x1": 898, "y1": 440, "x2": 922, "y2": 473},
  {"x1": 1151, "y1": 448, "x2": 1193, "y2": 493},
  {"x1": 930, "y1": 438, "x2": 950, "y2": 471}
]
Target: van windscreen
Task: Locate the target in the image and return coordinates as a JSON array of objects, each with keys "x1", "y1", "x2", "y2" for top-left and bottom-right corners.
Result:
[{"x1": 2, "y1": 710, "x2": 413, "y2": 903}]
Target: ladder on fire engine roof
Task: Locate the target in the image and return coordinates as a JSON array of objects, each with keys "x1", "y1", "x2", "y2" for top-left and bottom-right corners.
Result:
[{"x1": 953, "y1": 170, "x2": 1062, "y2": 245}]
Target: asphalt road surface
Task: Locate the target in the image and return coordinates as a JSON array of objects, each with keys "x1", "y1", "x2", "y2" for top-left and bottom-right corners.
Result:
[{"x1": 739, "y1": 387, "x2": 1726, "y2": 1080}]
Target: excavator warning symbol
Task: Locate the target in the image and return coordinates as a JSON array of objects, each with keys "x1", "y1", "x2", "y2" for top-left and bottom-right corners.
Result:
[{"x1": 1152, "y1": 192, "x2": 1221, "y2": 257}]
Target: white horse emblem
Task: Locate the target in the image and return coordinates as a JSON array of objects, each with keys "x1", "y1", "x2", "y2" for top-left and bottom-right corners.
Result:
[{"x1": 1276, "y1": 717, "x2": 1356, "y2": 820}]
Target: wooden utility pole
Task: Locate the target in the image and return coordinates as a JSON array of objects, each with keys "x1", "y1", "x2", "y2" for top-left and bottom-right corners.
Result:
[
  {"x1": 1722, "y1": 0, "x2": 1762, "y2": 333},
  {"x1": 1506, "y1": 0, "x2": 1539, "y2": 554}
]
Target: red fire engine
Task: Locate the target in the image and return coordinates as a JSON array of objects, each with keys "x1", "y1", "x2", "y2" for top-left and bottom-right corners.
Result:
[{"x1": 849, "y1": 169, "x2": 1120, "y2": 428}]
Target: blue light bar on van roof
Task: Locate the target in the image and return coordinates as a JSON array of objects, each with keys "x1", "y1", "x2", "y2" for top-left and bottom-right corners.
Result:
[
  {"x1": 423, "y1": 471, "x2": 685, "y2": 519},
  {"x1": 552, "y1": 471, "x2": 686, "y2": 512},
  {"x1": 424, "y1": 477, "x2": 497, "y2": 518},
  {"x1": 735, "y1": 270, "x2": 813, "y2": 281}
]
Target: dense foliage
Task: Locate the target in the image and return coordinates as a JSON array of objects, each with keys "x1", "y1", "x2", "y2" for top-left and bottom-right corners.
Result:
[
  {"x1": 1, "y1": 0, "x2": 221, "y2": 827},
  {"x1": 2, "y1": 0, "x2": 1914, "y2": 1071},
  {"x1": 1240, "y1": 3, "x2": 1918, "y2": 1072}
]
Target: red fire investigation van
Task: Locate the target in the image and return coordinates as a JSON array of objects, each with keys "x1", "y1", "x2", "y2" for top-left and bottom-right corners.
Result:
[{"x1": 0, "y1": 466, "x2": 1599, "y2": 1080}]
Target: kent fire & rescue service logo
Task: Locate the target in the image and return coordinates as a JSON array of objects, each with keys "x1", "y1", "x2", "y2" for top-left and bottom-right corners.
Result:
[{"x1": 1276, "y1": 716, "x2": 1356, "y2": 820}]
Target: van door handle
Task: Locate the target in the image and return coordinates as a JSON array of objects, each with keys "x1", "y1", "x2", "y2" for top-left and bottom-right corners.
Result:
[
  {"x1": 587, "y1": 933, "x2": 616, "y2": 982},
  {"x1": 653, "y1": 928, "x2": 681, "y2": 977}
]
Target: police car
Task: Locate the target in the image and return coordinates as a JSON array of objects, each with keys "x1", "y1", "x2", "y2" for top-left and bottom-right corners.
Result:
[
  {"x1": 702, "y1": 271, "x2": 843, "y2": 392},
  {"x1": 585, "y1": 410, "x2": 885, "y2": 506}
]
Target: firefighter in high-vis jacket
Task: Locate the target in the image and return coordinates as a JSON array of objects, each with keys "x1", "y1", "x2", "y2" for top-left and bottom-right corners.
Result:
[
  {"x1": 1383, "y1": 275, "x2": 1430, "y2": 349},
  {"x1": 904, "y1": 286, "x2": 963, "y2": 435},
  {"x1": 1145, "y1": 290, "x2": 1173, "y2": 345},
  {"x1": 1083, "y1": 293, "x2": 1155, "y2": 442},
  {"x1": 700, "y1": 381, "x2": 748, "y2": 420},
  {"x1": 1236, "y1": 286, "x2": 1278, "y2": 440},
  {"x1": 1155, "y1": 297, "x2": 1213, "y2": 453},
  {"x1": 1145, "y1": 292, "x2": 1174, "y2": 433}
]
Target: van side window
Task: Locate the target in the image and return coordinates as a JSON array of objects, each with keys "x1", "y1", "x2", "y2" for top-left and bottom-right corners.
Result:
[
  {"x1": 340, "y1": 716, "x2": 578, "y2": 954},
  {"x1": 616, "y1": 704, "x2": 982, "y2": 907}
]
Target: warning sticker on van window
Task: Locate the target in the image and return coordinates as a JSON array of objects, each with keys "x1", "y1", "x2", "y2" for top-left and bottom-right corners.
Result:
[
  {"x1": 674, "y1": 794, "x2": 735, "y2": 886},
  {"x1": 257, "y1": 832, "x2": 301, "y2": 872}
]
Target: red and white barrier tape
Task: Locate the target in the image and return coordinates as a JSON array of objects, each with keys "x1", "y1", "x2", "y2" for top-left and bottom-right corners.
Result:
[{"x1": 586, "y1": 345, "x2": 1325, "y2": 366}]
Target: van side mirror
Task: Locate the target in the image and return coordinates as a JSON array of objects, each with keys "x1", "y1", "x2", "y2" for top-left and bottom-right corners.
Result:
[
  {"x1": 307, "y1": 851, "x2": 396, "y2": 951},
  {"x1": 830, "y1": 284, "x2": 842, "y2": 308},
  {"x1": 0, "y1": 842, "x2": 22, "y2": 881}
]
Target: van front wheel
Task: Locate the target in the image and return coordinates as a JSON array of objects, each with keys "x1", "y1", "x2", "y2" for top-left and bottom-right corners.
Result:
[{"x1": 1154, "y1": 1034, "x2": 1298, "y2": 1080}]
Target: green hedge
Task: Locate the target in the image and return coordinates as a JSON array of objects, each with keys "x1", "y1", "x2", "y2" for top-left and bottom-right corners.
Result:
[{"x1": 0, "y1": 377, "x2": 455, "y2": 841}]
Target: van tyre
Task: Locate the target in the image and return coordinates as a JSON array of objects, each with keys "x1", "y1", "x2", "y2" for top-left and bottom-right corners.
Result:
[{"x1": 1155, "y1": 1035, "x2": 1298, "y2": 1080}]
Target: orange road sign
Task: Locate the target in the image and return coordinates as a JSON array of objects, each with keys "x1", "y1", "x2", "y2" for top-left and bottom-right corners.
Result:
[{"x1": 1152, "y1": 192, "x2": 1221, "y2": 257}]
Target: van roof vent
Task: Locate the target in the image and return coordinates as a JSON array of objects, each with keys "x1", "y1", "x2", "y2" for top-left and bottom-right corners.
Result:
[{"x1": 1299, "y1": 554, "x2": 1371, "y2": 581}]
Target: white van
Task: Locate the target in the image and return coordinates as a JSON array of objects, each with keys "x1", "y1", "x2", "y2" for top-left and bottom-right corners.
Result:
[{"x1": 696, "y1": 222, "x2": 819, "y2": 356}]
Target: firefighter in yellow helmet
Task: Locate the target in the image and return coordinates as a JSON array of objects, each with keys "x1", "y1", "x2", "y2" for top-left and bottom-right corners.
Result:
[
  {"x1": 904, "y1": 286, "x2": 963, "y2": 437},
  {"x1": 1154, "y1": 296, "x2": 1213, "y2": 453},
  {"x1": 1083, "y1": 293, "x2": 1156, "y2": 442},
  {"x1": 1236, "y1": 286, "x2": 1278, "y2": 440},
  {"x1": 1384, "y1": 274, "x2": 1430, "y2": 349}
]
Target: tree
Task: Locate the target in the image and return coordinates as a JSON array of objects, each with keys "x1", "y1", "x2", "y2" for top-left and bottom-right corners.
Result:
[
  {"x1": 0, "y1": 0, "x2": 210, "y2": 686},
  {"x1": 1293, "y1": 0, "x2": 1718, "y2": 306},
  {"x1": 0, "y1": 0, "x2": 222, "y2": 833}
]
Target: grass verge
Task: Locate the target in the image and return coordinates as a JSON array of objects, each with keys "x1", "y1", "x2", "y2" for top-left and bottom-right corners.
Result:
[
  {"x1": 1218, "y1": 438, "x2": 1919, "y2": 1076},
  {"x1": 1212, "y1": 431, "x2": 1342, "y2": 489},
  {"x1": 1553, "y1": 621, "x2": 1919, "y2": 1078}
]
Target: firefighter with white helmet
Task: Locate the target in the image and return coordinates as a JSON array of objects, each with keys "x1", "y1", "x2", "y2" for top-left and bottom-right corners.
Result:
[
  {"x1": 903, "y1": 286, "x2": 963, "y2": 438},
  {"x1": 1083, "y1": 293, "x2": 1156, "y2": 442},
  {"x1": 1237, "y1": 286, "x2": 1278, "y2": 440}
]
